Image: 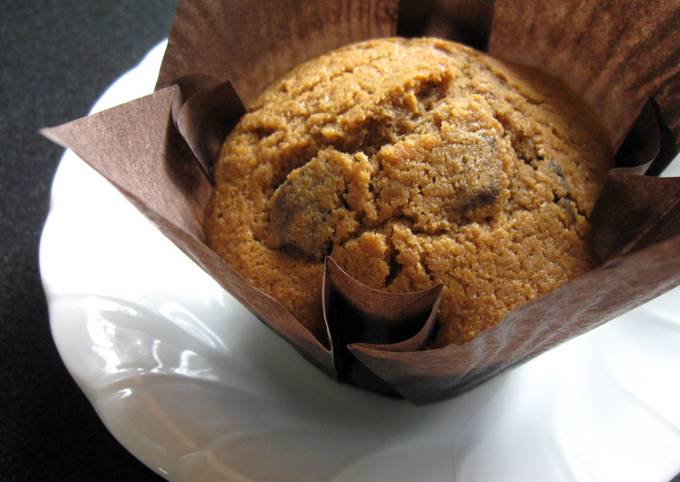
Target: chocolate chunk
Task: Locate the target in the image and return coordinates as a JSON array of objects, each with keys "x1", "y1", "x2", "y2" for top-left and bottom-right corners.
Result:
[
  {"x1": 548, "y1": 159, "x2": 571, "y2": 197},
  {"x1": 268, "y1": 151, "x2": 357, "y2": 260},
  {"x1": 455, "y1": 132, "x2": 505, "y2": 220},
  {"x1": 557, "y1": 197, "x2": 577, "y2": 224},
  {"x1": 463, "y1": 185, "x2": 500, "y2": 212}
]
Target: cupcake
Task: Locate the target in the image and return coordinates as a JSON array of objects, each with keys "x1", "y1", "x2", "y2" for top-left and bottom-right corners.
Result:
[{"x1": 206, "y1": 37, "x2": 612, "y2": 346}]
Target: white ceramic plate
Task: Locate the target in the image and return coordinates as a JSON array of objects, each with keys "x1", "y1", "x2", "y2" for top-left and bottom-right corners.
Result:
[{"x1": 40, "y1": 41, "x2": 680, "y2": 482}]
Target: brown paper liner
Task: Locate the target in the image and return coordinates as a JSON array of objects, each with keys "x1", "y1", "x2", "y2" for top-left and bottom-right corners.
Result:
[
  {"x1": 489, "y1": 0, "x2": 680, "y2": 149},
  {"x1": 397, "y1": 0, "x2": 493, "y2": 49},
  {"x1": 43, "y1": 0, "x2": 680, "y2": 404},
  {"x1": 172, "y1": 75, "x2": 245, "y2": 182},
  {"x1": 323, "y1": 258, "x2": 443, "y2": 396},
  {"x1": 157, "y1": 0, "x2": 399, "y2": 105}
]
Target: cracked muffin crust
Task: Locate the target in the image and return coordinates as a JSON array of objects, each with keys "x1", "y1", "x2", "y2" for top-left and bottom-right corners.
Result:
[{"x1": 206, "y1": 37, "x2": 612, "y2": 345}]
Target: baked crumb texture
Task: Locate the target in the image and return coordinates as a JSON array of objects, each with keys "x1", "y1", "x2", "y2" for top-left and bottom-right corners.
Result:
[{"x1": 206, "y1": 38, "x2": 612, "y2": 346}]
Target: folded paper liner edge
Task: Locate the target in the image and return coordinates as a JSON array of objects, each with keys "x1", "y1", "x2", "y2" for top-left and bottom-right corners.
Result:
[{"x1": 42, "y1": 0, "x2": 680, "y2": 404}]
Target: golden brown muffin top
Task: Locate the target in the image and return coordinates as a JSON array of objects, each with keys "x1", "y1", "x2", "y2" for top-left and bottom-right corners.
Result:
[{"x1": 207, "y1": 38, "x2": 612, "y2": 345}]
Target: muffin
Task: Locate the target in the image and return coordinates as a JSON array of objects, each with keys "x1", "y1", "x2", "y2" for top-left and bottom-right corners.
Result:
[{"x1": 206, "y1": 37, "x2": 612, "y2": 346}]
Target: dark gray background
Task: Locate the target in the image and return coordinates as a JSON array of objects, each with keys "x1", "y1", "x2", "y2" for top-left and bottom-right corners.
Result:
[{"x1": 1, "y1": 1, "x2": 176, "y2": 480}]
